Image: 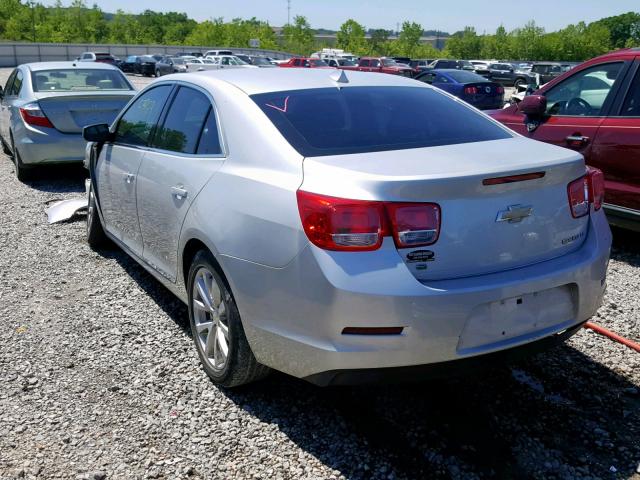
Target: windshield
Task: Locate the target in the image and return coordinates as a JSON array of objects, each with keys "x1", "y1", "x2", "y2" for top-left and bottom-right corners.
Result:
[
  {"x1": 170, "y1": 57, "x2": 185, "y2": 64},
  {"x1": 32, "y1": 69, "x2": 132, "y2": 92},
  {"x1": 381, "y1": 59, "x2": 399, "y2": 67},
  {"x1": 140, "y1": 56, "x2": 156, "y2": 63},
  {"x1": 446, "y1": 70, "x2": 488, "y2": 83},
  {"x1": 338, "y1": 59, "x2": 356, "y2": 66},
  {"x1": 252, "y1": 86, "x2": 511, "y2": 157},
  {"x1": 95, "y1": 53, "x2": 114, "y2": 61}
]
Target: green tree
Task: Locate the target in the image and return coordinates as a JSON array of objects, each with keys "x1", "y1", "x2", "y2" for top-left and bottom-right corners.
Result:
[
  {"x1": 336, "y1": 19, "x2": 366, "y2": 55},
  {"x1": 593, "y1": 12, "x2": 640, "y2": 49},
  {"x1": 185, "y1": 18, "x2": 226, "y2": 46},
  {"x1": 368, "y1": 28, "x2": 390, "y2": 55},
  {"x1": 397, "y1": 21, "x2": 422, "y2": 56},
  {"x1": 282, "y1": 15, "x2": 314, "y2": 55}
]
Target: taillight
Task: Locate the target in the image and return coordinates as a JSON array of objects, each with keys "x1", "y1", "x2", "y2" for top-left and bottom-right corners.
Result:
[
  {"x1": 496, "y1": 86, "x2": 505, "y2": 94},
  {"x1": 567, "y1": 167, "x2": 605, "y2": 218},
  {"x1": 296, "y1": 191, "x2": 441, "y2": 251},
  {"x1": 19, "y1": 102, "x2": 53, "y2": 128},
  {"x1": 587, "y1": 166, "x2": 604, "y2": 211},
  {"x1": 386, "y1": 203, "x2": 440, "y2": 247},
  {"x1": 464, "y1": 86, "x2": 478, "y2": 95}
]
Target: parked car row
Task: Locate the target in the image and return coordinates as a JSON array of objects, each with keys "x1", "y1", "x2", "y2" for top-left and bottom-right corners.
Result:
[{"x1": 0, "y1": 54, "x2": 625, "y2": 389}]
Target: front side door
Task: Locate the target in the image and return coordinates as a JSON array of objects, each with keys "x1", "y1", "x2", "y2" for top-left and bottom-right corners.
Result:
[
  {"x1": 507, "y1": 61, "x2": 628, "y2": 158},
  {"x1": 96, "y1": 84, "x2": 173, "y2": 256},
  {"x1": 136, "y1": 85, "x2": 226, "y2": 281},
  {"x1": 0, "y1": 69, "x2": 17, "y2": 143},
  {"x1": 591, "y1": 60, "x2": 640, "y2": 210}
]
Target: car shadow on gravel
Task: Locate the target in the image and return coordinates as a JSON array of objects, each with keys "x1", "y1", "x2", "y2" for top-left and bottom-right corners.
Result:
[
  {"x1": 218, "y1": 345, "x2": 640, "y2": 480},
  {"x1": 97, "y1": 244, "x2": 639, "y2": 480},
  {"x1": 20, "y1": 164, "x2": 87, "y2": 193},
  {"x1": 611, "y1": 227, "x2": 640, "y2": 266}
]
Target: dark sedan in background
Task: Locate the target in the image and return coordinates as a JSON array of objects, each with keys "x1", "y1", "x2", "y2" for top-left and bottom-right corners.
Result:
[
  {"x1": 416, "y1": 69, "x2": 504, "y2": 110},
  {"x1": 133, "y1": 55, "x2": 158, "y2": 76}
]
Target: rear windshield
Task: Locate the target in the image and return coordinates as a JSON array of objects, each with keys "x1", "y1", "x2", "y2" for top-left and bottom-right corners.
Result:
[
  {"x1": 252, "y1": 86, "x2": 511, "y2": 157},
  {"x1": 95, "y1": 53, "x2": 114, "y2": 60},
  {"x1": 446, "y1": 70, "x2": 488, "y2": 83},
  {"x1": 31, "y1": 69, "x2": 132, "y2": 92}
]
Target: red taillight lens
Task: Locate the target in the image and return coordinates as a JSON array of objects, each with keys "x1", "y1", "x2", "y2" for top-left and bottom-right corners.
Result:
[
  {"x1": 296, "y1": 191, "x2": 441, "y2": 251},
  {"x1": 567, "y1": 176, "x2": 590, "y2": 218},
  {"x1": 567, "y1": 168, "x2": 606, "y2": 218},
  {"x1": 464, "y1": 86, "x2": 478, "y2": 95},
  {"x1": 587, "y1": 166, "x2": 604, "y2": 211},
  {"x1": 296, "y1": 191, "x2": 386, "y2": 251},
  {"x1": 19, "y1": 102, "x2": 53, "y2": 128},
  {"x1": 496, "y1": 86, "x2": 505, "y2": 94},
  {"x1": 385, "y1": 203, "x2": 440, "y2": 247}
]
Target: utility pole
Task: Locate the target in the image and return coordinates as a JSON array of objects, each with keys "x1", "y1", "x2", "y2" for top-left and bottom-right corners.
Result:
[
  {"x1": 29, "y1": 0, "x2": 36, "y2": 43},
  {"x1": 287, "y1": 0, "x2": 291, "y2": 26}
]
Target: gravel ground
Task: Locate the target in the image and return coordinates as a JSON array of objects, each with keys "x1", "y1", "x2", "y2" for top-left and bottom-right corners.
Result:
[{"x1": 0, "y1": 69, "x2": 638, "y2": 480}]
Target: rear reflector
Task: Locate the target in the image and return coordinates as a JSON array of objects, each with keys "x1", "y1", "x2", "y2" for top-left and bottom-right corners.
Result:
[
  {"x1": 296, "y1": 191, "x2": 441, "y2": 251},
  {"x1": 483, "y1": 172, "x2": 545, "y2": 185},
  {"x1": 342, "y1": 327, "x2": 404, "y2": 335},
  {"x1": 19, "y1": 102, "x2": 54, "y2": 129}
]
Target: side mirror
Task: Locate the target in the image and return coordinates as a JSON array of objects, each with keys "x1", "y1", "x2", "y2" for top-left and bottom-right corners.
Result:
[
  {"x1": 83, "y1": 123, "x2": 112, "y2": 143},
  {"x1": 519, "y1": 95, "x2": 547, "y2": 116}
]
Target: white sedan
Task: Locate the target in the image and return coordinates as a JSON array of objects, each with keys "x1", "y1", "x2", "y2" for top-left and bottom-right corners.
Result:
[{"x1": 205, "y1": 55, "x2": 258, "y2": 69}]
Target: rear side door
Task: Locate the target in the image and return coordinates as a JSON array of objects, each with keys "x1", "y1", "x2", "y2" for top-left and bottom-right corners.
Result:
[
  {"x1": 590, "y1": 59, "x2": 640, "y2": 211},
  {"x1": 358, "y1": 59, "x2": 370, "y2": 72},
  {"x1": 96, "y1": 84, "x2": 173, "y2": 256},
  {"x1": 513, "y1": 61, "x2": 630, "y2": 155},
  {"x1": 136, "y1": 85, "x2": 226, "y2": 281}
]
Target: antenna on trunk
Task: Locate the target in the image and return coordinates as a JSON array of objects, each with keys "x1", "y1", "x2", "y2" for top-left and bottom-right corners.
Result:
[{"x1": 330, "y1": 70, "x2": 349, "y2": 85}]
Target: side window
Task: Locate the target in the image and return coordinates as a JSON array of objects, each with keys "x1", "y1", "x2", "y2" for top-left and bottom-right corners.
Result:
[
  {"x1": 115, "y1": 85, "x2": 172, "y2": 147},
  {"x1": 371, "y1": 59, "x2": 380, "y2": 68},
  {"x1": 3, "y1": 70, "x2": 17, "y2": 96},
  {"x1": 418, "y1": 73, "x2": 436, "y2": 84},
  {"x1": 545, "y1": 62, "x2": 623, "y2": 117},
  {"x1": 359, "y1": 59, "x2": 369, "y2": 67},
  {"x1": 9, "y1": 70, "x2": 23, "y2": 96},
  {"x1": 153, "y1": 87, "x2": 211, "y2": 154},
  {"x1": 435, "y1": 74, "x2": 449, "y2": 83},
  {"x1": 292, "y1": 59, "x2": 300, "y2": 66},
  {"x1": 620, "y1": 69, "x2": 640, "y2": 117},
  {"x1": 197, "y1": 109, "x2": 222, "y2": 155}
]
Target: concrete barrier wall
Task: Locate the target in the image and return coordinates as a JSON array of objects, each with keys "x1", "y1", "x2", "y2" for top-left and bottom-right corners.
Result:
[{"x1": 0, "y1": 42, "x2": 294, "y2": 67}]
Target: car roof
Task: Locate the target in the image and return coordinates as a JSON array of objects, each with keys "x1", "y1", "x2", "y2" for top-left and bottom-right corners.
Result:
[
  {"x1": 164, "y1": 68, "x2": 427, "y2": 96},
  {"x1": 24, "y1": 61, "x2": 120, "y2": 71}
]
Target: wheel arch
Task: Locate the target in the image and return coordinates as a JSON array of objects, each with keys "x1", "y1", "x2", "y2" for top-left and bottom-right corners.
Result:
[{"x1": 182, "y1": 237, "x2": 230, "y2": 293}]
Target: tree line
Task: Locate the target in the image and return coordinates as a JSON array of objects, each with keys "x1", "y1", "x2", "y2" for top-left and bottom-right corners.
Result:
[{"x1": 0, "y1": 0, "x2": 638, "y2": 61}]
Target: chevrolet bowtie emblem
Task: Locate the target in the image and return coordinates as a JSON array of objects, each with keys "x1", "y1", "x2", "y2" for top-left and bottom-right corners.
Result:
[{"x1": 496, "y1": 204, "x2": 533, "y2": 223}]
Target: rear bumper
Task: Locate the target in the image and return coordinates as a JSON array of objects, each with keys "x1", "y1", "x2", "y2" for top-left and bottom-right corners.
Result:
[
  {"x1": 305, "y1": 321, "x2": 584, "y2": 386},
  {"x1": 222, "y1": 209, "x2": 611, "y2": 383},
  {"x1": 14, "y1": 124, "x2": 85, "y2": 165}
]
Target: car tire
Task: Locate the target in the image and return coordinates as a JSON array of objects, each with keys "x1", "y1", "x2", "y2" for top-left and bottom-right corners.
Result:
[
  {"x1": 514, "y1": 78, "x2": 525, "y2": 89},
  {"x1": 86, "y1": 181, "x2": 109, "y2": 249},
  {"x1": 10, "y1": 136, "x2": 32, "y2": 182},
  {"x1": 187, "y1": 250, "x2": 270, "y2": 387},
  {"x1": 155, "y1": 69, "x2": 161, "y2": 77}
]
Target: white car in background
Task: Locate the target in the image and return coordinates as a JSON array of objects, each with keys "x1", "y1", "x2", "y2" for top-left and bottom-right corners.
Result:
[
  {"x1": 185, "y1": 58, "x2": 219, "y2": 72},
  {"x1": 206, "y1": 55, "x2": 258, "y2": 69}
]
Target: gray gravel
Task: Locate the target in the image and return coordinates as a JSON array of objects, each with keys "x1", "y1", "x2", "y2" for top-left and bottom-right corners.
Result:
[{"x1": 0, "y1": 69, "x2": 638, "y2": 480}]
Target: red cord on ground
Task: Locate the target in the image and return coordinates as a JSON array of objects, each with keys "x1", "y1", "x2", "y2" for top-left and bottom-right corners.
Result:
[{"x1": 584, "y1": 321, "x2": 640, "y2": 353}]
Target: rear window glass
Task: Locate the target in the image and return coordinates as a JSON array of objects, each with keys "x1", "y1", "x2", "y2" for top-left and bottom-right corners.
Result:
[
  {"x1": 446, "y1": 70, "x2": 489, "y2": 83},
  {"x1": 31, "y1": 69, "x2": 131, "y2": 92},
  {"x1": 252, "y1": 86, "x2": 512, "y2": 157},
  {"x1": 95, "y1": 53, "x2": 114, "y2": 60}
]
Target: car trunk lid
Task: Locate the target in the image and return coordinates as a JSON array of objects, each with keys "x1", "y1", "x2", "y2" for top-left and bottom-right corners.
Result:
[
  {"x1": 35, "y1": 92, "x2": 134, "y2": 134},
  {"x1": 300, "y1": 137, "x2": 589, "y2": 281}
]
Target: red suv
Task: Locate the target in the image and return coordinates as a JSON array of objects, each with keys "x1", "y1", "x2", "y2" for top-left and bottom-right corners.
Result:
[
  {"x1": 278, "y1": 57, "x2": 332, "y2": 69},
  {"x1": 356, "y1": 57, "x2": 414, "y2": 77},
  {"x1": 490, "y1": 48, "x2": 640, "y2": 230}
]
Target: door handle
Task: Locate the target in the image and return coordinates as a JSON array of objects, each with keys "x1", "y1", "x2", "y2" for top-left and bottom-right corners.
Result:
[
  {"x1": 566, "y1": 135, "x2": 590, "y2": 146},
  {"x1": 171, "y1": 186, "x2": 188, "y2": 200},
  {"x1": 124, "y1": 172, "x2": 135, "y2": 184}
]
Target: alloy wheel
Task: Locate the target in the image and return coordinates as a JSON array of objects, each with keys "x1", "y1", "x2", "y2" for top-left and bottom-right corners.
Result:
[{"x1": 192, "y1": 267, "x2": 230, "y2": 371}]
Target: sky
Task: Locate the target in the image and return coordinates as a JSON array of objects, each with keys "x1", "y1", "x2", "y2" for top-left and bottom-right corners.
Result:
[{"x1": 41, "y1": 0, "x2": 639, "y2": 33}]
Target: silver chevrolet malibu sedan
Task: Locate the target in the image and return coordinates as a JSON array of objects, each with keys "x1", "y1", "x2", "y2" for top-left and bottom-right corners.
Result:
[
  {"x1": 0, "y1": 61, "x2": 135, "y2": 181},
  {"x1": 82, "y1": 69, "x2": 611, "y2": 387}
]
